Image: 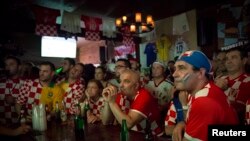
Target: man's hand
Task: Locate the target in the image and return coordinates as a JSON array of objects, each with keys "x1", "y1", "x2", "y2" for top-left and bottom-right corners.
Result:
[
  {"x1": 87, "y1": 113, "x2": 100, "y2": 124},
  {"x1": 179, "y1": 91, "x2": 188, "y2": 106},
  {"x1": 13, "y1": 124, "x2": 31, "y2": 136},
  {"x1": 214, "y1": 75, "x2": 228, "y2": 90},
  {"x1": 172, "y1": 121, "x2": 185, "y2": 141},
  {"x1": 102, "y1": 85, "x2": 118, "y2": 103}
]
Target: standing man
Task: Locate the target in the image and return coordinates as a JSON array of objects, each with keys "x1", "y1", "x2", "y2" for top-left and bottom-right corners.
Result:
[
  {"x1": 101, "y1": 69, "x2": 163, "y2": 136},
  {"x1": 215, "y1": 47, "x2": 250, "y2": 124},
  {"x1": 16, "y1": 61, "x2": 64, "y2": 116},
  {"x1": 172, "y1": 50, "x2": 238, "y2": 141},
  {"x1": 0, "y1": 56, "x2": 23, "y2": 125}
]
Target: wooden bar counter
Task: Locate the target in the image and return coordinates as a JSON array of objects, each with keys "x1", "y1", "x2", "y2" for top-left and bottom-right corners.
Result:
[{"x1": 17, "y1": 120, "x2": 170, "y2": 141}]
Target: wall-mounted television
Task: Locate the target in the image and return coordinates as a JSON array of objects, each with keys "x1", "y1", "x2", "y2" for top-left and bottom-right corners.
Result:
[{"x1": 41, "y1": 36, "x2": 77, "y2": 58}]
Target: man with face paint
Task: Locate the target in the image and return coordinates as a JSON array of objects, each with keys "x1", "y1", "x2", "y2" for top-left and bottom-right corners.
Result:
[{"x1": 171, "y1": 50, "x2": 238, "y2": 141}]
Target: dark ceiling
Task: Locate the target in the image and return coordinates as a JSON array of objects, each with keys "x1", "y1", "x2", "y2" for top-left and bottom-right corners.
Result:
[{"x1": 0, "y1": 0, "x2": 231, "y2": 33}]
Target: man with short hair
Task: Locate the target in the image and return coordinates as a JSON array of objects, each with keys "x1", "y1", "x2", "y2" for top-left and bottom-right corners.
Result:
[
  {"x1": 108, "y1": 58, "x2": 131, "y2": 87},
  {"x1": 56, "y1": 58, "x2": 75, "y2": 84},
  {"x1": 172, "y1": 50, "x2": 238, "y2": 141},
  {"x1": 101, "y1": 69, "x2": 163, "y2": 136},
  {"x1": 57, "y1": 63, "x2": 85, "y2": 115},
  {"x1": 0, "y1": 56, "x2": 23, "y2": 124},
  {"x1": 215, "y1": 47, "x2": 250, "y2": 124},
  {"x1": 214, "y1": 51, "x2": 227, "y2": 78},
  {"x1": 16, "y1": 61, "x2": 64, "y2": 116},
  {"x1": 129, "y1": 58, "x2": 140, "y2": 72}
]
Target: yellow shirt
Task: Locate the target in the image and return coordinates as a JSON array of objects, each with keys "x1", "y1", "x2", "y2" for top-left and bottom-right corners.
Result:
[
  {"x1": 60, "y1": 81, "x2": 69, "y2": 92},
  {"x1": 39, "y1": 84, "x2": 64, "y2": 112},
  {"x1": 156, "y1": 36, "x2": 171, "y2": 62}
]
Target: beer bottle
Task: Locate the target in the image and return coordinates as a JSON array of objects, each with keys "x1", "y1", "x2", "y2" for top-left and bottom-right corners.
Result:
[
  {"x1": 60, "y1": 101, "x2": 67, "y2": 122},
  {"x1": 74, "y1": 101, "x2": 84, "y2": 138},
  {"x1": 45, "y1": 104, "x2": 51, "y2": 121},
  {"x1": 55, "y1": 101, "x2": 61, "y2": 122},
  {"x1": 144, "y1": 119, "x2": 154, "y2": 141},
  {"x1": 20, "y1": 106, "x2": 26, "y2": 125},
  {"x1": 84, "y1": 101, "x2": 90, "y2": 118},
  {"x1": 120, "y1": 119, "x2": 129, "y2": 141}
]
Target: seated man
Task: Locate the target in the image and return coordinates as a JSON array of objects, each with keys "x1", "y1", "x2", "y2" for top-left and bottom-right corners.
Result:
[
  {"x1": 101, "y1": 69, "x2": 163, "y2": 136},
  {"x1": 57, "y1": 63, "x2": 85, "y2": 115}
]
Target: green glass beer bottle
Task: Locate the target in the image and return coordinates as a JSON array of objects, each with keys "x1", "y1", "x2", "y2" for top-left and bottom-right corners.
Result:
[
  {"x1": 55, "y1": 67, "x2": 63, "y2": 75},
  {"x1": 74, "y1": 102, "x2": 84, "y2": 138},
  {"x1": 120, "y1": 119, "x2": 129, "y2": 141},
  {"x1": 144, "y1": 119, "x2": 154, "y2": 141}
]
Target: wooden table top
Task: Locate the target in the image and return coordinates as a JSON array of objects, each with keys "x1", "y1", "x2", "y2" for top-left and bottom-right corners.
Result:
[{"x1": 16, "y1": 120, "x2": 171, "y2": 141}]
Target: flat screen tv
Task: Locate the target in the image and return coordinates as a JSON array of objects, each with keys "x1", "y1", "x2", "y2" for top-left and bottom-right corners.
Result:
[{"x1": 41, "y1": 36, "x2": 77, "y2": 58}]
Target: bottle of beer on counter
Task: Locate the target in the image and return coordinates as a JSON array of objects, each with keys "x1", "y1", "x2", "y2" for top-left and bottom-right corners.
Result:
[
  {"x1": 144, "y1": 119, "x2": 154, "y2": 141},
  {"x1": 74, "y1": 101, "x2": 84, "y2": 138},
  {"x1": 45, "y1": 104, "x2": 51, "y2": 122},
  {"x1": 55, "y1": 101, "x2": 61, "y2": 123},
  {"x1": 83, "y1": 100, "x2": 90, "y2": 123},
  {"x1": 19, "y1": 106, "x2": 26, "y2": 125},
  {"x1": 60, "y1": 101, "x2": 67, "y2": 122},
  {"x1": 120, "y1": 119, "x2": 129, "y2": 141}
]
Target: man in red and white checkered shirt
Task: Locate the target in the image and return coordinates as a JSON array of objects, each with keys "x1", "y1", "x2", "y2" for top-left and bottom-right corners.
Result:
[
  {"x1": 57, "y1": 63, "x2": 85, "y2": 115},
  {"x1": 215, "y1": 47, "x2": 250, "y2": 124},
  {"x1": 16, "y1": 61, "x2": 64, "y2": 116},
  {"x1": 0, "y1": 56, "x2": 23, "y2": 125},
  {"x1": 101, "y1": 69, "x2": 163, "y2": 136}
]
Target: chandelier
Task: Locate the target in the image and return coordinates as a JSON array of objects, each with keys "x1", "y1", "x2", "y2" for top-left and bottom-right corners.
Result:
[{"x1": 115, "y1": 12, "x2": 155, "y2": 35}]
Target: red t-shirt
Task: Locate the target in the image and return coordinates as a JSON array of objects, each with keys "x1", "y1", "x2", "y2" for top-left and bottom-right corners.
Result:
[
  {"x1": 115, "y1": 88, "x2": 163, "y2": 136},
  {"x1": 185, "y1": 82, "x2": 238, "y2": 141}
]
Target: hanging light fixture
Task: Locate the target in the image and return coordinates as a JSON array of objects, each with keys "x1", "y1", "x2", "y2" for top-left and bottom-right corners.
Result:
[{"x1": 115, "y1": 12, "x2": 155, "y2": 35}]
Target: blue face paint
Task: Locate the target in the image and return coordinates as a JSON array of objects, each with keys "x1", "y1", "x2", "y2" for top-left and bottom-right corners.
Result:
[{"x1": 181, "y1": 73, "x2": 191, "y2": 84}]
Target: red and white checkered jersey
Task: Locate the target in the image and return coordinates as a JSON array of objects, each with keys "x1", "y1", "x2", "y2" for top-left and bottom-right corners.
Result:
[
  {"x1": 246, "y1": 99, "x2": 250, "y2": 125},
  {"x1": 116, "y1": 88, "x2": 163, "y2": 136},
  {"x1": 0, "y1": 78, "x2": 24, "y2": 124},
  {"x1": 55, "y1": 76, "x2": 66, "y2": 85},
  {"x1": 59, "y1": 78, "x2": 85, "y2": 115},
  {"x1": 164, "y1": 94, "x2": 192, "y2": 126},
  {"x1": 185, "y1": 82, "x2": 238, "y2": 141},
  {"x1": 16, "y1": 79, "x2": 43, "y2": 115},
  {"x1": 88, "y1": 97, "x2": 105, "y2": 117},
  {"x1": 224, "y1": 73, "x2": 250, "y2": 123}
]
